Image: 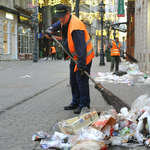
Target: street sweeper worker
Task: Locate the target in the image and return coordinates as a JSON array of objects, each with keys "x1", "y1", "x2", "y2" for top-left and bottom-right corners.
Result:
[
  {"x1": 109, "y1": 37, "x2": 121, "y2": 72},
  {"x1": 51, "y1": 45, "x2": 56, "y2": 60},
  {"x1": 45, "y1": 4, "x2": 95, "y2": 114}
]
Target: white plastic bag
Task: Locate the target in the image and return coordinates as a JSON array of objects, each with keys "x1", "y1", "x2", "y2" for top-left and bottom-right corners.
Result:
[
  {"x1": 134, "y1": 130, "x2": 143, "y2": 144},
  {"x1": 131, "y1": 94, "x2": 149, "y2": 113},
  {"x1": 77, "y1": 126, "x2": 105, "y2": 141},
  {"x1": 110, "y1": 136, "x2": 122, "y2": 146},
  {"x1": 52, "y1": 132, "x2": 70, "y2": 142}
]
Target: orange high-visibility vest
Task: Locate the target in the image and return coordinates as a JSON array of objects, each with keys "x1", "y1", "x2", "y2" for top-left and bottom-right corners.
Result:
[
  {"x1": 111, "y1": 41, "x2": 121, "y2": 56},
  {"x1": 67, "y1": 15, "x2": 95, "y2": 72},
  {"x1": 51, "y1": 46, "x2": 56, "y2": 54}
]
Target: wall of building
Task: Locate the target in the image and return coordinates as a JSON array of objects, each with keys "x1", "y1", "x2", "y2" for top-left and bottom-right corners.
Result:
[
  {"x1": 0, "y1": 0, "x2": 13, "y2": 7},
  {"x1": 126, "y1": 1, "x2": 135, "y2": 62},
  {"x1": 0, "y1": 0, "x2": 36, "y2": 60},
  {"x1": 147, "y1": 0, "x2": 150, "y2": 73},
  {"x1": 135, "y1": 0, "x2": 150, "y2": 72},
  {"x1": 0, "y1": 12, "x2": 2, "y2": 57},
  {"x1": 0, "y1": 9, "x2": 18, "y2": 60}
]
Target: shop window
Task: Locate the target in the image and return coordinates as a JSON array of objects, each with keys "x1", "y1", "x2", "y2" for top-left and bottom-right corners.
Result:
[
  {"x1": 24, "y1": 28, "x2": 32, "y2": 53},
  {"x1": 18, "y1": 26, "x2": 32, "y2": 54},
  {"x1": 11, "y1": 22, "x2": 15, "y2": 33},
  {"x1": 3, "y1": 20, "x2": 9, "y2": 54},
  {"x1": 18, "y1": 26, "x2": 24, "y2": 53}
]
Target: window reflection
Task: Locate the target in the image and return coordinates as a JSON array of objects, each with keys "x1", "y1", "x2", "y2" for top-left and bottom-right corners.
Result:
[{"x1": 3, "y1": 20, "x2": 8, "y2": 54}]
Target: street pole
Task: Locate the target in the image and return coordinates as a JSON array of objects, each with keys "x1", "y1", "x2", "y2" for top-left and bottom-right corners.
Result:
[
  {"x1": 75, "y1": 0, "x2": 79, "y2": 17},
  {"x1": 105, "y1": 28, "x2": 109, "y2": 50},
  {"x1": 113, "y1": 29, "x2": 116, "y2": 39},
  {"x1": 123, "y1": 36, "x2": 125, "y2": 50},
  {"x1": 96, "y1": 36, "x2": 98, "y2": 57},
  {"x1": 108, "y1": 29, "x2": 109, "y2": 45},
  {"x1": 33, "y1": 6, "x2": 38, "y2": 62},
  {"x1": 99, "y1": 0, "x2": 105, "y2": 66},
  {"x1": 99, "y1": 16, "x2": 105, "y2": 66},
  {"x1": 105, "y1": 20, "x2": 111, "y2": 53}
]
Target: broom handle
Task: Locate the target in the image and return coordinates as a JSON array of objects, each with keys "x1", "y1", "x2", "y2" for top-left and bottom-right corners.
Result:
[{"x1": 51, "y1": 35, "x2": 101, "y2": 88}]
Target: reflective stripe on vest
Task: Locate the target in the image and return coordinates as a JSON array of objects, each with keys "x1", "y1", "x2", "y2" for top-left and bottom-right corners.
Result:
[
  {"x1": 72, "y1": 48, "x2": 93, "y2": 57},
  {"x1": 86, "y1": 39, "x2": 90, "y2": 46},
  {"x1": 111, "y1": 41, "x2": 121, "y2": 56},
  {"x1": 69, "y1": 37, "x2": 93, "y2": 58},
  {"x1": 111, "y1": 49, "x2": 120, "y2": 56},
  {"x1": 86, "y1": 48, "x2": 94, "y2": 57}
]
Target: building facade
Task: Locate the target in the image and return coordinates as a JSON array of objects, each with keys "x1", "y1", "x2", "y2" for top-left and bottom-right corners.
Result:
[
  {"x1": 0, "y1": 1, "x2": 19, "y2": 60},
  {"x1": 0, "y1": 0, "x2": 36, "y2": 61},
  {"x1": 135, "y1": 0, "x2": 150, "y2": 72},
  {"x1": 0, "y1": 0, "x2": 118, "y2": 61},
  {"x1": 126, "y1": 1, "x2": 135, "y2": 63}
]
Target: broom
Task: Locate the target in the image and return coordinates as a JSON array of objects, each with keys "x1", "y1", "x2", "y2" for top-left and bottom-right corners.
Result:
[
  {"x1": 49, "y1": 35, "x2": 130, "y2": 113},
  {"x1": 125, "y1": 52, "x2": 138, "y2": 63}
]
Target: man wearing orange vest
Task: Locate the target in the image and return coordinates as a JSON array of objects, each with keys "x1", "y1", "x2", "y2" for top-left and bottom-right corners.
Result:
[
  {"x1": 45, "y1": 4, "x2": 95, "y2": 114},
  {"x1": 50, "y1": 45, "x2": 56, "y2": 60},
  {"x1": 110, "y1": 37, "x2": 121, "y2": 72}
]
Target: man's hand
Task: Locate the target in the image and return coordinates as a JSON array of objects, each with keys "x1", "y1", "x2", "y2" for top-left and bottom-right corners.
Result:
[
  {"x1": 111, "y1": 26, "x2": 114, "y2": 30},
  {"x1": 107, "y1": 43, "x2": 110, "y2": 49},
  {"x1": 45, "y1": 26, "x2": 55, "y2": 37}
]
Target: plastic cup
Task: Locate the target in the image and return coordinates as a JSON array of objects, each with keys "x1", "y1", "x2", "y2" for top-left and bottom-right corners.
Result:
[
  {"x1": 124, "y1": 118, "x2": 133, "y2": 127},
  {"x1": 120, "y1": 107, "x2": 129, "y2": 117}
]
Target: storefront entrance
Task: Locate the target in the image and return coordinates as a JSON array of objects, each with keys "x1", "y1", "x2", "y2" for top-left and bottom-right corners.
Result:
[
  {"x1": 3, "y1": 20, "x2": 17, "y2": 59},
  {"x1": 18, "y1": 26, "x2": 32, "y2": 60}
]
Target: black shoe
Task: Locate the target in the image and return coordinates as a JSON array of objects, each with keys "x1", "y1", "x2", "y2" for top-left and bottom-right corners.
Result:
[
  {"x1": 74, "y1": 107, "x2": 83, "y2": 114},
  {"x1": 74, "y1": 107, "x2": 88, "y2": 114},
  {"x1": 74, "y1": 106, "x2": 90, "y2": 114},
  {"x1": 64, "y1": 104, "x2": 78, "y2": 110}
]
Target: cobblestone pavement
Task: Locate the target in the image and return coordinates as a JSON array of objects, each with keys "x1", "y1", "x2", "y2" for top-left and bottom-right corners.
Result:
[{"x1": 0, "y1": 57, "x2": 150, "y2": 150}]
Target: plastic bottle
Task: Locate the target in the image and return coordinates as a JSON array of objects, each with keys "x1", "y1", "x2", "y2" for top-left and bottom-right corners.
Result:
[
  {"x1": 144, "y1": 74, "x2": 147, "y2": 79},
  {"x1": 147, "y1": 116, "x2": 150, "y2": 134},
  {"x1": 143, "y1": 117, "x2": 149, "y2": 135}
]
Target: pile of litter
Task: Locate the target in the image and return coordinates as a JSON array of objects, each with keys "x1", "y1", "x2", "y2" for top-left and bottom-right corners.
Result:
[
  {"x1": 93, "y1": 62, "x2": 150, "y2": 85},
  {"x1": 32, "y1": 94, "x2": 150, "y2": 150}
]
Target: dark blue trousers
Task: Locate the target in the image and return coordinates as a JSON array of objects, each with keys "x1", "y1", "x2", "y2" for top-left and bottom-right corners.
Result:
[{"x1": 70, "y1": 60, "x2": 92, "y2": 108}]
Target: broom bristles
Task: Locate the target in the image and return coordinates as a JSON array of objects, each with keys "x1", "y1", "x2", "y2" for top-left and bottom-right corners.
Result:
[
  {"x1": 95, "y1": 83, "x2": 130, "y2": 113},
  {"x1": 101, "y1": 89, "x2": 131, "y2": 113},
  {"x1": 125, "y1": 52, "x2": 138, "y2": 63}
]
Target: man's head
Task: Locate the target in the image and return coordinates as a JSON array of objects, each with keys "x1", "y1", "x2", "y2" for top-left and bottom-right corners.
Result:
[
  {"x1": 115, "y1": 37, "x2": 119, "y2": 42},
  {"x1": 55, "y1": 4, "x2": 70, "y2": 25}
]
